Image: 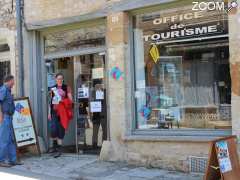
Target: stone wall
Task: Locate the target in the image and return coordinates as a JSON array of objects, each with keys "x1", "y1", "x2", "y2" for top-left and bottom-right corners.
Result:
[
  {"x1": 0, "y1": 0, "x2": 16, "y2": 30},
  {"x1": 229, "y1": 7, "x2": 240, "y2": 140},
  {"x1": 0, "y1": 0, "x2": 17, "y2": 94},
  {"x1": 125, "y1": 141, "x2": 209, "y2": 171},
  {"x1": 24, "y1": 0, "x2": 124, "y2": 23},
  {"x1": 102, "y1": 12, "x2": 130, "y2": 162}
]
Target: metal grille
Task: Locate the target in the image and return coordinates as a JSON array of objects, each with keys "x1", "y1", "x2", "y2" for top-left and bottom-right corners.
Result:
[
  {"x1": 189, "y1": 156, "x2": 208, "y2": 174},
  {"x1": 219, "y1": 104, "x2": 231, "y2": 120},
  {"x1": 0, "y1": 61, "x2": 11, "y2": 86}
]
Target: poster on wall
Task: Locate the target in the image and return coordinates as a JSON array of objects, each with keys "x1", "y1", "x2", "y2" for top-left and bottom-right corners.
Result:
[
  {"x1": 110, "y1": 66, "x2": 123, "y2": 80},
  {"x1": 92, "y1": 68, "x2": 104, "y2": 79},
  {"x1": 215, "y1": 140, "x2": 232, "y2": 173},
  {"x1": 90, "y1": 101, "x2": 102, "y2": 112},
  {"x1": 96, "y1": 90, "x2": 104, "y2": 100},
  {"x1": 78, "y1": 87, "x2": 89, "y2": 99},
  {"x1": 47, "y1": 73, "x2": 56, "y2": 88},
  {"x1": 12, "y1": 98, "x2": 38, "y2": 147},
  {"x1": 145, "y1": 86, "x2": 158, "y2": 107}
]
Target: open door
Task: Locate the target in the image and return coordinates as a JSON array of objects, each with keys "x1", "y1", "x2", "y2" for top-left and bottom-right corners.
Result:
[{"x1": 45, "y1": 52, "x2": 108, "y2": 154}]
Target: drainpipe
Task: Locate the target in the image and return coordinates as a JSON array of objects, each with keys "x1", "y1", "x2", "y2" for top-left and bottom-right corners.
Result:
[{"x1": 16, "y1": 0, "x2": 24, "y2": 96}]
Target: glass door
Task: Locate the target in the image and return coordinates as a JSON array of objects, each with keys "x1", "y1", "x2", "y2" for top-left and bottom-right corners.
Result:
[
  {"x1": 45, "y1": 52, "x2": 107, "y2": 153},
  {"x1": 74, "y1": 53, "x2": 107, "y2": 154}
]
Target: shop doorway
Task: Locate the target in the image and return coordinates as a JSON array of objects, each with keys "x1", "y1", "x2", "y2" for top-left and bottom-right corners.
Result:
[{"x1": 46, "y1": 52, "x2": 108, "y2": 155}]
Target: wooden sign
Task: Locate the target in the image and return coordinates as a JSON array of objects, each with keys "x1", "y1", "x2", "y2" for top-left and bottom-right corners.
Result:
[
  {"x1": 12, "y1": 97, "x2": 40, "y2": 155},
  {"x1": 204, "y1": 136, "x2": 240, "y2": 180}
]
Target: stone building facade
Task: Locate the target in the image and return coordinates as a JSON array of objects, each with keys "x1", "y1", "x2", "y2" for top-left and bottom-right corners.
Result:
[
  {"x1": 0, "y1": 0, "x2": 18, "y2": 94},
  {"x1": 22, "y1": 0, "x2": 240, "y2": 172}
]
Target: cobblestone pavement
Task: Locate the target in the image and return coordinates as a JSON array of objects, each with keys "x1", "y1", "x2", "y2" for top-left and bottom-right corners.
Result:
[{"x1": 0, "y1": 154, "x2": 203, "y2": 180}]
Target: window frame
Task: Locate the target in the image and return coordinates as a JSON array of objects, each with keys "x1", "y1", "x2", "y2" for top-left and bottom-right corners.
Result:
[{"x1": 128, "y1": 4, "x2": 232, "y2": 139}]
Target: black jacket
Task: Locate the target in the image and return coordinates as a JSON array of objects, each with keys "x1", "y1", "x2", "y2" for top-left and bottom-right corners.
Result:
[{"x1": 91, "y1": 89, "x2": 107, "y2": 124}]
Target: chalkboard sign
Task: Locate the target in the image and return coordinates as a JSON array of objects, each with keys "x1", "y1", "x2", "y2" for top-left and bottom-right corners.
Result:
[
  {"x1": 204, "y1": 136, "x2": 240, "y2": 180},
  {"x1": 12, "y1": 97, "x2": 39, "y2": 151}
]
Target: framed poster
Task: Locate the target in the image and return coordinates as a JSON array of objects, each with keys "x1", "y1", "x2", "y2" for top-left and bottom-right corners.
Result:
[{"x1": 12, "y1": 97, "x2": 38, "y2": 148}]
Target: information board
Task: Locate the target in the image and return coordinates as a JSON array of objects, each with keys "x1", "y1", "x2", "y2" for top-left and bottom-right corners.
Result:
[
  {"x1": 204, "y1": 136, "x2": 240, "y2": 180},
  {"x1": 12, "y1": 97, "x2": 38, "y2": 148}
]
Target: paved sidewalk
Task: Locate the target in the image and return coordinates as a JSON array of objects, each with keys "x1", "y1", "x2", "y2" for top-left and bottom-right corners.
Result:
[{"x1": 0, "y1": 154, "x2": 203, "y2": 180}]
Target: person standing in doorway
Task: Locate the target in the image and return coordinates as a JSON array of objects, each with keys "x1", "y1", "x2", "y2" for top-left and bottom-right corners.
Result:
[
  {"x1": 91, "y1": 83, "x2": 107, "y2": 149},
  {"x1": 48, "y1": 73, "x2": 73, "y2": 158},
  {"x1": 0, "y1": 75, "x2": 22, "y2": 167}
]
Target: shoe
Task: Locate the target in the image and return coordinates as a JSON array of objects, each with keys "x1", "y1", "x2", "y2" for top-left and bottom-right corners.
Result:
[
  {"x1": 0, "y1": 162, "x2": 13, "y2": 167},
  {"x1": 53, "y1": 151, "x2": 62, "y2": 158},
  {"x1": 49, "y1": 140, "x2": 58, "y2": 154},
  {"x1": 48, "y1": 147, "x2": 57, "y2": 154},
  {"x1": 92, "y1": 143, "x2": 98, "y2": 150},
  {"x1": 9, "y1": 161, "x2": 23, "y2": 166},
  {"x1": 53, "y1": 145, "x2": 62, "y2": 158}
]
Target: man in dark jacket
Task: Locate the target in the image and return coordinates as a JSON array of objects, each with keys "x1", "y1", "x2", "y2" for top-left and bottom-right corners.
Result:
[{"x1": 91, "y1": 83, "x2": 107, "y2": 149}]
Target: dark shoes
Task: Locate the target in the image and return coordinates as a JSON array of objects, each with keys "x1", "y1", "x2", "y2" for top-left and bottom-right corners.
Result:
[
  {"x1": 49, "y1": 143, "x2": 62, "y2": 158},
  {"x1": 0, "y1": 162, "x2": 12, "y2": 168},
  {"x1": 53, "y1": 145, "x2": 62, "y2": 158},
  {"x1": 49, "y1": 140, "x2": 58, "y2": 154},
  {"x1": 0, "y1": 161, "x2": 23, "y2": 168},
  {"x1": 49, "y1": 140, "x2": 63, "y2": 158},
  {"x1": 53, "y1": 151, "x2": 62, "y2": 158},
  {"x1": 92, "y1": 143, "x2": 97, "y2": 149},
  {"x1": 9, "y1": 161, "x2": 24, "y2": 166},
  {"x1": 48, "y1": 147, "x2": 57, "y2": 154},
  {"x1": 92, "y1": 143, "x2": 101, "y2": 150}
]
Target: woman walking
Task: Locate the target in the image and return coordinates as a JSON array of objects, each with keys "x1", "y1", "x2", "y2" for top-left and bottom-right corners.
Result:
[{"x1": 48, "y1": 73, "x2": 73, "y2": 158}]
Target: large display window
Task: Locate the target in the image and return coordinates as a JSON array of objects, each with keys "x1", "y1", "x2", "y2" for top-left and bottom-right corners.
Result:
[{"x1": 133, "y1": 7, "x2": 231, "y2": 130}]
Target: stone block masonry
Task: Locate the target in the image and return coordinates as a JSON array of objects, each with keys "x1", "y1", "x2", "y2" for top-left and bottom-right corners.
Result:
[
  {"x1": 0, "y1": 0, "x2": 16, "y2": 30},
  {"x1": 0, "y1": 0, "x2": 18, "y2": 95}
]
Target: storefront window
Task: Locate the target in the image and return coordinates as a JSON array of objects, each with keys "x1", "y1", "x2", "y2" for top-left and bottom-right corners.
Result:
[
  {"x1": 133, "y1": 7, "x2": 231, "y2": 130},
  {"x1": 44, "y1": 25, "x2": 106, "y2": 54}
]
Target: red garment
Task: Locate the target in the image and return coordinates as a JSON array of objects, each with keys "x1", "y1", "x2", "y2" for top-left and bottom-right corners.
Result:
[{"x1": 56, "y1": 98, "x2": 73, "y2": 130}]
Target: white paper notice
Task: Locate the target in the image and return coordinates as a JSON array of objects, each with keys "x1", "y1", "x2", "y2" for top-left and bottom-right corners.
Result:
[
  {"x1": 216, "y1": 141, "x2": 232, "y2": 173},
  {"x1": 92, "y1": 68, "x2": 104, "y2": 79},
  {"x1": 96, "y1": 90, "x2": 104, "y2": 100},
  {"x1": 51, "y1": 87, "x2": 62, "y2": 104},
  {"x1": 90, "y1": 101, "x2": 102, "y2": 112},
  {"x1": 135, "y1": 91, "x2": 141, "y2": 98},
  {"x1": 47, "y1": 73, "x2": 56, "y2": 88},
  {"x1": 78, "y1": 87, "x2": 89, "y2": 99},
  {"x1": 136, "y1": 80, "x2": 146, "y2": 89}
]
